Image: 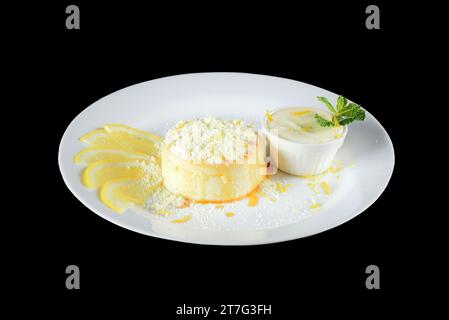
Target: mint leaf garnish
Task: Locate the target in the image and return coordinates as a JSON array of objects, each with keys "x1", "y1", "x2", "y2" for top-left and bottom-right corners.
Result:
[
  {"x1": 315, "y1": 95, "x2": 365, "y2": 127},
  {"x1": 314, "y1": 114, "x2": 334, "y2": 127}
]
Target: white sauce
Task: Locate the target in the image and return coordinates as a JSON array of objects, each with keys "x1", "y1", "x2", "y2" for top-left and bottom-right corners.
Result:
[{"x1": 267, "y1": 107, "x2": 344, "y2": 143}]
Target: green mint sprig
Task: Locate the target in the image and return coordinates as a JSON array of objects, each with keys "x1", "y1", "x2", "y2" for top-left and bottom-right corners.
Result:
[{"x1": 315, "y1": 95, "x2": 365, "y2": 127}]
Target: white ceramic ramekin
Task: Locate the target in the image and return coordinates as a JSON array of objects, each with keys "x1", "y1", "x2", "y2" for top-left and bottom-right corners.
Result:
[{"x1": 261, "y1": 114, "x2": 348, "y2": 176}]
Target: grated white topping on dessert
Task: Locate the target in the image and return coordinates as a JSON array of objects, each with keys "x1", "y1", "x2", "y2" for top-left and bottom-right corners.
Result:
[{"x1": 164, "y1": 118, "x2": 258, "y2": 165}]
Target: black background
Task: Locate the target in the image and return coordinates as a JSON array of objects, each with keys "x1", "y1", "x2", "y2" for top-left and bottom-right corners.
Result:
[{"x1": 11, "y1": 0, "x2": 437, "y2": 318}]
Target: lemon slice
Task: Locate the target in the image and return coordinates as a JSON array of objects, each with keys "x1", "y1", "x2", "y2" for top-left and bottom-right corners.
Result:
[
  {"x1": 100, "y1": 178, "x2": 161, "y2": 213},
  {"x1": 104, "y1": 124, "x2": 162, "y2": 155},
  {"x1": 83, "y1": 159, "x2": 160, "y2": 189},
  {"x1": 74, "y1": 147, "x2": 149, "y2": 165},
  {"x1": 79, "y1": 129, "x2": 122, "y2": 148},
  {"x1": 100, "y1": 178, "x2": 133, "y2": 213}
]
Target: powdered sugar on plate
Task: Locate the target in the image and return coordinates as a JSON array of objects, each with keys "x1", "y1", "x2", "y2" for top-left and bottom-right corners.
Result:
[{"x1": 137, "y1": 160, "x2": 347, "y2": 231}]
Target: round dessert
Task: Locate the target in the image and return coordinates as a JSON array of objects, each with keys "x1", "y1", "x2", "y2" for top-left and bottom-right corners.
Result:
[
  {"x1": 263, "y1": 107, "x2": 347, "y2": 176},
  {"x1": 162, "y1": 118, "x2": 267, "y2": 202}
]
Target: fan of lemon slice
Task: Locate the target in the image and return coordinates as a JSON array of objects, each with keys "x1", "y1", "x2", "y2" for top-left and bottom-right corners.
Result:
[{"x1": 76, "y1": 124, "x2": 164, "y2": 213}]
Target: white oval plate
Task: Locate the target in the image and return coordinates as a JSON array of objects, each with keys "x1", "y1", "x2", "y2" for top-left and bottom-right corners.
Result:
[{"x1": 59, "y1": 72, "x2": 394, "y2": 245}]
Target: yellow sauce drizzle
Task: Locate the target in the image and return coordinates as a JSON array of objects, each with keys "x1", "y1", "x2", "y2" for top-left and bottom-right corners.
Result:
[
  {"x1": 302, "y1": 125, "x2": 313, "y2": 132},
  {"x1": 225, "y1": 211, "x2": 235, "y2": 218},
  {"x1": 248, "y1": 194, "x2": 260, "y2": 207},
  {"x1": 157, "y1": 209, "x2": 174, "y2": 216},
  {"x1": 171, "y1": 215, "x2": 192, "y2": 223},
  {"x1": 291, "y1": 110, "x2": 312, "y2": 116},
  {"x1": 321, "y1": 180, "x2": 332, "y2": 195},
  {"x1": 266, "y1": 111, "x2": 273, "y2": 122},
  {"x1": 310, "y1": 202, "x2": 323, "y2": 209},
  {"x1": 215, "y1": 204, "x2": 225, "y2": 209},
  {"x1": 276, "y1": 182, "x2": 291, "y2": 193}
]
